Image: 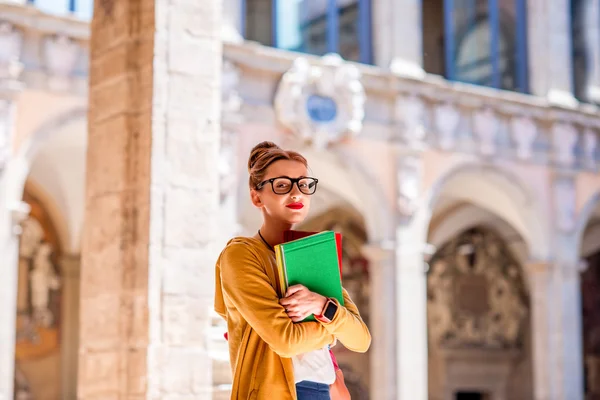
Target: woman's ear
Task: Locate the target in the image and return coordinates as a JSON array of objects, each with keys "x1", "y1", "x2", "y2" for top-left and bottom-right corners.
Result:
[{"x1": 250, "y1": 189, "x2": 263, "y2": 208}]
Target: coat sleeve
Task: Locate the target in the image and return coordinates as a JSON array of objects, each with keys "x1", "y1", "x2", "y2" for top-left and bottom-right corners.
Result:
[
  {"x1": 317, "y1": 288, "x2": 371, "y2": 353},
  {"x1": 219, "y1": 242, "x2": 335, "y2": 358}
]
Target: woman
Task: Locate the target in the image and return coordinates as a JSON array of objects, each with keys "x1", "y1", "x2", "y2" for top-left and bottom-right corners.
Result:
[{"x1": 214, "y1": 141, "x2": 371, "y2": 400}]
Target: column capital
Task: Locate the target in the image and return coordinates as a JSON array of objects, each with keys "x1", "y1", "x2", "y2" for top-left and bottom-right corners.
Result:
[
  {"x1": 8, "y1": 201, "x2": 30, "y2": 235},
  {"x1": 524, "y1": 260, "x2": 552, "y2": 275}
]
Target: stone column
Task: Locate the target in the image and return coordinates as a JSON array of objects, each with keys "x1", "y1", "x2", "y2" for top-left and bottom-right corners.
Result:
[
  {"x1": 0, "y1": 50, "x2": 24, "y2": 399},
  {"x1": 376, "y1": 0, "x2": 424, "y2": 78},
  {"x1": 527, "y1": 0, "x2": 577, "y2": 106},
  {"x1": 525, "y1": 261, "x2": 555, "y2": 400},
  {"x1": 0, "y1": 200, "x2": 29, "y2": 400},
  {"x1": 553, "y1": 260, "x2": 585, "y2": 400},
  {"x1": 79, "y1": 0, "x2": 222, "y2": 398},
  {"x1": 548, "y1": 171, "x2": 585, "y2": 400},
  {"x1": 396, "y1": 226, "x2": 428, "y2": 400},
  {"x1": 60, "y1": 254, "x2": 80, "y2": 400},
  {"x1": 362, "y1": 244, "x2": 396, "y2": 400}
]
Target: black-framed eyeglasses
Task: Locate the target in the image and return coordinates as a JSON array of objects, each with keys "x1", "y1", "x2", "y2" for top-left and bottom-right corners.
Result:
[{"x1": 256, "y1": 176, "x2": 319, "y2": 195}]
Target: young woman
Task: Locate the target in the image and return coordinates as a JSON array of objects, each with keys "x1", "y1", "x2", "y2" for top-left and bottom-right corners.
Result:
[{"x1": 214, "y1": 141, "x2": 371, "y2": 400}]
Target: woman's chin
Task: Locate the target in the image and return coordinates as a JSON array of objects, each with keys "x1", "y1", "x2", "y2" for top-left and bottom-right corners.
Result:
[{"x1": 284, "y1": 214, "x2": 306, "y2": 225}]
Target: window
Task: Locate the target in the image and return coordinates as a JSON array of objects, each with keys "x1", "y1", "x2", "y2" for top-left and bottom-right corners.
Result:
[
  {"x1": 423, "y1": 0, "x2": 528, "y2": 93},
  {"x1": 243, "y1": 0, "x2": 372, "y2": 64},
  {"x1": 571, "y1": 0, "x2": 588, "y2": 101},
  {"x1": 27, "y1": 0, "x2": 93, "y2": 19}
]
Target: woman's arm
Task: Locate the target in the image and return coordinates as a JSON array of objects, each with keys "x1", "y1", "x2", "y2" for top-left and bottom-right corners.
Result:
[
  {"x1": 316, "y1": 288, "x2": 371, "y2": 353},
  {"x1": 218, "y1": 242, "x2": 334, "y2": 358}
]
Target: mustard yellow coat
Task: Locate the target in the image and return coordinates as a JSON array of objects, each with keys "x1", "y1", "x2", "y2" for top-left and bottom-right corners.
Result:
[{"x1": 214, "y1": 237, "x2": 371, "y2": 400}]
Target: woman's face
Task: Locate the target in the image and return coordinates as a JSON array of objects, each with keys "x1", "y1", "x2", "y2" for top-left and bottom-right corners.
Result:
[{"x1": 251, "y1": 159, "x2": 313, "y2": 225}]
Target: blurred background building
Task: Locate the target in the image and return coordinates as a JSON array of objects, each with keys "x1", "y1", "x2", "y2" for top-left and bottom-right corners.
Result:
[{"x1": 0, "y1": 0, "x2": 600, "y2": 399}]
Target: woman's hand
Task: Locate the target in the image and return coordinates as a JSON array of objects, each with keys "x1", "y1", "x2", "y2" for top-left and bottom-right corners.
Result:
[{"x1": 280, "y1": 285, "x2": 327, "y2": 323}]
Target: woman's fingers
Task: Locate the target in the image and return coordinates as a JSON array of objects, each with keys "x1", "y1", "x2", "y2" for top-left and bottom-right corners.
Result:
[{"x1": 285, "y1": 284, "x2": 307, "y2": 297}]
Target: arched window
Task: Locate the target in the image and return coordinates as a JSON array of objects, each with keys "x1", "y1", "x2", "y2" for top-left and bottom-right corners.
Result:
[
  {"x1": 244, "y1": 0, "x2": 372, "y2": 64},
  {"x1": 441, "y1": 0, "x2": 528, "y2": 93},
  {"x1": 454, "y1": 15, "x2": 515, "y2": 89}
]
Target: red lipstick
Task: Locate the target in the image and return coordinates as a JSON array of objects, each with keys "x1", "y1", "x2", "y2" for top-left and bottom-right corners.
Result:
[{"x1": 286, "y1": 202, "x2": 304, "y2": 210}]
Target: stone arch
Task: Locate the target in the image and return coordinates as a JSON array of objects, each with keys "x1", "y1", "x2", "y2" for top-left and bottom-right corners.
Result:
[
  {"x1": 429, "y1": 203, "x2": 530, "y2": 268},
  {"x1": 5, "y1": 107, "x2": 88, "y2": 252},
  {"x1": 419, "y1": 162, "x2": 550, "y2": 262}
]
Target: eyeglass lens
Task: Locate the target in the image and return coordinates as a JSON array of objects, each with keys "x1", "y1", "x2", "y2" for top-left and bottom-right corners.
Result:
[{"x1": 272, "y1": 178, "x2": 317, "y2": 194}]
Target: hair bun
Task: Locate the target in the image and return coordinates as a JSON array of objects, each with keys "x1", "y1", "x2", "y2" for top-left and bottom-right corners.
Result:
[{"x1": 248, "y1": 141, "x2": 281, "y2": 171}]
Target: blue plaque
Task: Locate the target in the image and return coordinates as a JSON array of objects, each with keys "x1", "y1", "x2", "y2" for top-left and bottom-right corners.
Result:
[{"x1": 306, "y1": 94, "x2": 337, "y2": 122}]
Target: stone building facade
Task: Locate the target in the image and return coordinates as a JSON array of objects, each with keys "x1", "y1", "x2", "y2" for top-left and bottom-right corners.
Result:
[{"x1": 1, "y1": 0, "x2": 600, "y2": 399}]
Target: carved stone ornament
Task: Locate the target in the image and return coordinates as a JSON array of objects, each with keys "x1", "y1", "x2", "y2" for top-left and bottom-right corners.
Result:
[
  {"x1": 583, "y1": 129, "x2": 598, "y2": 168},
  {"x1": 510, "y1": 116, "x2": 537, "y2": 160},
  {"x1": 221, "y1": 59, "x2": 242, "y2": 121},
  {"x1": 43, "y1": 34, "x2": 80, "y2": 91},
  {"x1": 396, "y1": 95, "x2": 426, "y2": 144},
  {"x1": 0, "y1": 21, "x2": 23, "y2": 80},
  {"x1": 552, "y1": 122, "x2": 578, "y2": 167},
  {"x1": 427, "y1": 228, "x2": 529, "y2": 350},
  {"x1": 434, "y1": 103, "x2": 460, "y2": 150},
  {"x1": 19, "y1": 217, "x2": 44, "y2": 259},
  {"x1": 473, "y1": 108, "x2": 499, "y2": 156},
  {"x1": 553, "y1": 177, "x2": 576, "y2": 233},
  {"x1": 397, "y1": 156, "x2": 421, "y2": 217},
  {"x1": 274, "y1": 54, "x2": 366, "y2": 149}
]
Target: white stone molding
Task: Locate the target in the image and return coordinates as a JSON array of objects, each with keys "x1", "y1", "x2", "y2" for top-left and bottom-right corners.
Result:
[
  {"x1": 0, "y1": 21, "x2": 23, "y2": 80},
  {"x1": 396, "y1": 94, "x2": 427, "y2": 146},
  {"x1": 553, "y1": 177, "x2": 576, "y2": 233},
  {"x1": 583, "y1": 129, "x2": 598, "y2": 169},
  {"x1": 552, "y1": 122, "x2": 579, "y2": 167},
  {"x1": 221, "y1": 59, "x2": 242, "y2": 123},
  {"x1": 434, "y1": 103, "x2": 460, "y2": 151},
  {"x1": 274, "y1": 54, "x2": 366, "y2": 149},
  {"x1": 510, "y1": 116, "x2": 538, "y2": 160},
  {"x1": 0, "y1": 98, "x2": 10, "y2": 172},
  {"x1": 42, "y1": 34, "x2": 80, "y2": 91},
  {"x1": 397, "y1": 155, "x2": 421, "y2": 218},
  {"x1": 473, "y1": 108, "x2": 499, "y2": 156}
]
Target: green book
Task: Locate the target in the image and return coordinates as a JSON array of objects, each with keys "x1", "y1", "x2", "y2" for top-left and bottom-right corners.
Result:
[{"x1": 275, "y1": 231, "x2": 344, "y2": 322}]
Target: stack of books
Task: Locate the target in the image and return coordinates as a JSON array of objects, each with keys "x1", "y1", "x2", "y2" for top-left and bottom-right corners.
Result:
[{"x1": 274, "y1": 230, "x2": 345, "y2": 322}]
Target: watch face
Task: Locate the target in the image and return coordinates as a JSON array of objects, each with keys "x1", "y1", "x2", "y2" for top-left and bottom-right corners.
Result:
[{"x1": 324, "y1": 301, "x2": 338, "y2": 320}]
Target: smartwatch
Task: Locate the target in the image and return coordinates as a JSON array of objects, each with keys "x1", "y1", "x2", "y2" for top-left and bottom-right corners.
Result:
[{"x1": 316, "y1": 298, "x2": 338, "y2": 323}]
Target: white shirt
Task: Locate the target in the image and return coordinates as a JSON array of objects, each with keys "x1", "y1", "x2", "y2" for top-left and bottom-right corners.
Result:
[{"x1": 292, "y1": 345, "x2": 336, "y2": 384}]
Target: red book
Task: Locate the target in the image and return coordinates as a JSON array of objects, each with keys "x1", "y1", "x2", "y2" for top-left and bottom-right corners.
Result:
[{"x1": 283, "y1": 230, "x2": 343, "y2": 277}]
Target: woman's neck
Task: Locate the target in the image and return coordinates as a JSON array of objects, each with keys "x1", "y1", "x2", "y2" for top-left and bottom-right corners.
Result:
[{"x1": 257, "y1": 221, "x2": 293, "y2": 249}]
